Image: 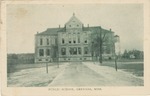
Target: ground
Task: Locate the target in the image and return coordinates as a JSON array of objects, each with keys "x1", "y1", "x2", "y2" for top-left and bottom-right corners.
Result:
[{"x1": 7, "y1": 61, "x2": 143, "y2": 87}]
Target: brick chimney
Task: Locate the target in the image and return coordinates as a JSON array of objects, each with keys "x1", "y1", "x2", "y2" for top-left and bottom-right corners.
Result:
[{"x1": 110, "y1": 28, "x2": 111, "y2": 32}]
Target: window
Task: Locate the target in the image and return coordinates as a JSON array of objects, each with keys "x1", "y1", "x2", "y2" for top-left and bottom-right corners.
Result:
[
  {"x1": 84, "y1": 47, "x2": 88, "y2": 54},
  {"x1": 69, "y1": 41, "x2": 71, "y2": 43},
  {"x1": 78, "y1": 35, "x2": 80, "y2": 43},
  {"x1": 40, "y1": 38, "x2": 43, "y2": 45},
  {"x1": 84, "y1": 36, "x2": 87, "y2": 43},
  {"x1": 73, "y1": 47, "x2": 77, "y2": 55},
  {"x1": 62, "y1": 38, "x2": 65, "y2": 44},
  {"x1": 69, "y1": 48, "x2": 73, "y2": 55},
  {"x1": 78, "y1": 47, "x2": 81, "y2": 54},
  {"x1": 39, "y1": 49, "x2": 44, "y2": 56},
  {"x1": 68, "y1": 33, "x2": 71, "y2": 44},
  {"x1": 46, "y1": 49, "x2": 50, "y2": 56},
  {"x1": 61, "y1": 48, "x2": 66, "y2": 55},
  {"x1": 84, "y1": 33, "x2": 88, "y2": 43},
  {"x1": 69, "y1": 47, "x2": 77, "y2": 55},
  {"x1": 73, "y1": 40, "x2": 76, "y2": 43},
  {"x1": 69, "y1": 37, "x2": 71, "y2": 43},
  {"x1": 73, "y1": 34, "x2": 76, "y2": 44},
  {"x1": 47, "y1": 38, "x2": 49, "y2": 45}
]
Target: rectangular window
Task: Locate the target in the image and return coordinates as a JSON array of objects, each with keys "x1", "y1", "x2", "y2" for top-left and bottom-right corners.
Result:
[
  {"x1": 39, "y1": 49, "x2": 44, "y2": 56},
  {"x1": 46, "y1": 49, "x2": 50, "y2": 56},
  {"x1": 73, "y1": 47, "x2": 77, "y2": 55},
  {"x1": 47, "y1": 38, "x2": 49, "y2": 45},
  {"x1": 78, "y1": 35, "x2": 80, "y2": 43},
  {"x1": 62, "y1": 38, "x2": 65, "y2": 44},
  {"x1": 84, "y1": 33, "x2": 88, "y2": 43},
  {"x1": 78, "y1": 47, "x2": 81, "y2": 54},
  {"x1": 73, "y1": 35, "x2": 76, "y2": 44},
  {"x1": 69, "y1": 47, "x2": 77, "y2": 55},
  {"x1": 69, "y1": 48, "x2": 73, "y2": 55},
  {"x1": 68, "y1": 34, "x2": 71, "y2": 44},
  {"x1": 40, "y1": 38, "x2": 43, "y2": 45},
  {"x1": 61, "y1": 48, "x2": 66, "y2": 55},
  {"x1": 84, "y1": 47, "x2": 88, "y2": 54}
]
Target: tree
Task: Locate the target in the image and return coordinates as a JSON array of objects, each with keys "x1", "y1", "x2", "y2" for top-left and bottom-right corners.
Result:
[
  {"x1": 51, "y1": 38, "x2": 59, "y2": 68},
  {"x1": 89, "y1": 26, "x2": 109, "y2": 64},
  {"x1": 122, "y1": 50, "x2": 129, "y2": 58},
  {"x1": 11, "y1": 54, "x2": 18, "y2": 59},
  {"x1": 122, "y1": 49, "x2": 144, "y2": 59}
]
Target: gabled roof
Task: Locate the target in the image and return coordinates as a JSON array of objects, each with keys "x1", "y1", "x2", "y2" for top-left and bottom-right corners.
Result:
[
  {"x1": 83, "y1": 26, "x2": 114, "y2": 33},
  {"x1": 36, "y1": 26, "x2": 113, "y2": 35},
  {"x1": 65, "y1": 13, "x2": 83, "y2": 25},
  {"x1": 37, "y1": 28, "x2": 63, "y2": 35}
]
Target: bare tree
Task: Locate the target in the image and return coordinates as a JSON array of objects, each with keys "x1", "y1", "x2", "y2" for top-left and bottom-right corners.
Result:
[
  {"x1": 51, "y1": 38, "x2": 59, "y2": 68},
  {"x1": 89, "y1": 26, "x2": 109, "y2": 65}
]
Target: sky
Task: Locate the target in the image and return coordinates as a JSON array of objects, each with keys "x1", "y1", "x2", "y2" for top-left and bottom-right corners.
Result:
[{"x1": 7, "y1": 4, "x2": 143, "y2": 54}]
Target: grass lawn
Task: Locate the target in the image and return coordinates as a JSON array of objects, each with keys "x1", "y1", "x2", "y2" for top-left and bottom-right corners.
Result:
[
  {"x1": 7, "y1": 62, "x2": 60, "y2": 74},
  {"x1": 101, "y1": 61, "x2": 143, "y2": 77}
]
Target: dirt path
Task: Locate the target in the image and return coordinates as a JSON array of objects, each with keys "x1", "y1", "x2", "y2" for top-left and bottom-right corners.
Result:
[{"x1": 49, "y1": 62, "x2": 143, "y2": 86}]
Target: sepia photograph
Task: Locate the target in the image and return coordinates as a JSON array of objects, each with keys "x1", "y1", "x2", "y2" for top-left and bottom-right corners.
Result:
[
  {"x1": 1, "y1": 0, "x2": 150, "y2": 96},
  {"x1": 6, "y1": 3, "x2": 144, "y2": 87}
]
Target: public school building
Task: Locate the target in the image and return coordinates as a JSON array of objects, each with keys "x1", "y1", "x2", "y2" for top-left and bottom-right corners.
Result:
[{"x1": 34, "y1": 13, "x2": 119, "y2": 63}]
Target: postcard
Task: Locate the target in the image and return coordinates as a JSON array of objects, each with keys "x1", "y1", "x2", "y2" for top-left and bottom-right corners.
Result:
[{"x1": 1, "y1": 0, "x2": 150, "y2": 96}]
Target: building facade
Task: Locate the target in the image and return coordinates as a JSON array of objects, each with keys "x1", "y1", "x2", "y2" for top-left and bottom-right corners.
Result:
[{"x1": 35, "y1": 14, "x2": 119, "y2": 63}]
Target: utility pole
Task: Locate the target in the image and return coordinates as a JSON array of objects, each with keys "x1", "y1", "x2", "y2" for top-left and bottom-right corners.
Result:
[
  {"x1": 115, "y1": 54, "x2": 118, "y2": 71},
  {"x1": 114, "y1": 41, "x2": 118, "y2": 71},
  {"x1": 99, "y1": 26, "x2": 102, "y2": 65},
  {"x1": 45, "y1": 56, "x2": 49, "y2": 73},
  {"x1": 56, "y1": 36, "x2": 59, "y2": 68},
  {"x1": 46, "y1": 61, "x2": 48, "y2": 73},
  {"x1": 92, "y1": 42, "x2": 94, "y2": 64}
]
